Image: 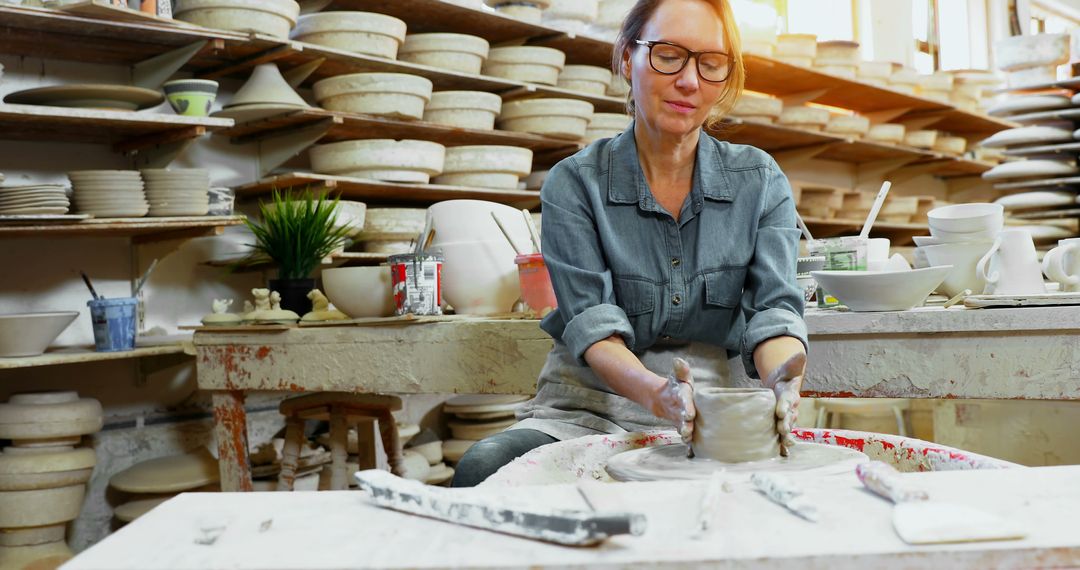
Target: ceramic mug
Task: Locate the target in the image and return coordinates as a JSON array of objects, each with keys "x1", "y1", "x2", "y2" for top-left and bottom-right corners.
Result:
[
  {"x1": 866, "y1": 238, "x2": 891, "y2": 271},
  {"x1": 975, "y1": 229, "x2": 1046, "y2": 295},
  {"x1": 1042, "y1": 238, "x2": 1080, "y2": 293}
]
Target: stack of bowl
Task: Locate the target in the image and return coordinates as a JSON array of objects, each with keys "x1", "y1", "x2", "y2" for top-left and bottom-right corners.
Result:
[
  {"x1": 140, "y1": 169, "x2": 210, "y2": 217},
  {"x1": 442, "y1": 395, "x2": 530, "y2": 468},
  {"x1": 914, "y1": 203, "x2": 1003, "y2": 297},
  {"x1": 68, "y1": 170, "x2": 148, "y2": 218}
]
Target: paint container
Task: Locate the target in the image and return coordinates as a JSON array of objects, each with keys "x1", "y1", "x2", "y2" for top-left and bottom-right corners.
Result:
[
  {"x1": 87, "y1": 297, "x2": 138, "y2": 352},
  {"x1": 514, "y1": 253, "x2": 557, "y2": 317},
  {"x1": 389, "y1": 254, "x2": 443, "y2": 316},
  {"x1": 808, "y1": 236, "x2": 868, "y2": 307}
]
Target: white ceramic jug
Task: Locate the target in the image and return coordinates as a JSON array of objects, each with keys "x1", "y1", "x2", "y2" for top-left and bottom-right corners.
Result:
[
  {"x1": 975, "y1": 229, "x2": 1046, "y2": 295},
  {"x1": 1042, "y1": 238, "x2": 1080, "y2": 293}
]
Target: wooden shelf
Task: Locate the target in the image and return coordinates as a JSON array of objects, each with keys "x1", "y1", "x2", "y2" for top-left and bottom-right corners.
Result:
[
  {"x1": 802, "y1": 216, "x2": 928, "y2": 245},
  {"x1": 0, "y1": 104, "x2": 233, "y2": 151},
  {"x1": 710, "y1": 119, "x2": 843, "y2": 152},
  {"x1": 0, "y1": 215, "x2": 246, "y2": 242},
  {"x1": 1004, "y1": 142, "x2": 1080, "y2": 157},
  {"x1": 0, "y1": 344, "x2": 188, "y2": 371},
  {"x1": 922, "y1": 157, "x2": 996, "y2": 178},
  {"x1": 235, "y1": 173, "x2": 541, "y2": 207},
  {"x1": 217, "y1": 107, "x2": 585, "y2": 155}
]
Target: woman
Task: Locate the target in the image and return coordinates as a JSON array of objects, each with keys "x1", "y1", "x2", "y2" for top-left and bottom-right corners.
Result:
[{"x1": 452, "y1": 0, "x2": 807, "y2": 487}]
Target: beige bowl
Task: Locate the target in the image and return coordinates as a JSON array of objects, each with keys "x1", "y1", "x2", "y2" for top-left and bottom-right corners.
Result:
[
  {"x1": 0, "y1": 312, "x2": 79, "y2": 358},
  {"x1": 291, "y1": 12, "x2": 407, "y2": 59},
  {"x1": 174, "y1": 0, "x2": 300, "y2": 38},
  {"x1": 815, "y1": 40, "x2": 860, "y2": 66},
  {"x1": 778, "y1": 106, "x2": 830, "y2": 128},
  {"x1": 434, "y1": 145, "x2": 534, "y2": 189},
  {"x1": 309, "y1": 139, "x2": 446, "y2": 183},
  {"x1": 825, "y1": 114, "x2": 870, "y2": 136},
  {"x1": 321, "y1": 266, "x2": 395, "y2": 318},
  {"x1": 483, "y1": 46, "x2": 566, "y2": 86},
  {"x1": 357, "y1": 208, "x2": 427, "y2": 241},
  {"x1": 399, "y1": 33, "x2": 490, "y2": 75},
  {"x1": 313, "y1": 73, "x2": 433, "y2": 120},
  {"x1": 776, "y1": 33, "x2": 817, "y2": 58},
  {"x1": 731, "y1": 94, "x2": 783, "y2": 118},
  {"x1": 867, "y1": 123, "x2": 905, "y2": 144},
  {"x1": 557, "y1": 65, "x2": 611, "y2": 95},
  {"x1": 423, "y1": 91, "x2": 503, "y2": 130},
  {"x1": 498, "y1": 97, "x2": 594, "y2": 140}
]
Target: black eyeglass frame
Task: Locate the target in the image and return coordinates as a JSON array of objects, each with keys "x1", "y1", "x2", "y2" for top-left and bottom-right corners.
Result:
[{"x1": 633, "y1": 39, "x2": 734, "y2": 83}]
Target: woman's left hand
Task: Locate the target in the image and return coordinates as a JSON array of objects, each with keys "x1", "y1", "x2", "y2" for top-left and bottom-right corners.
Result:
[{"x1": 764, "y1": 352, "x2": 807, "y2": 456}]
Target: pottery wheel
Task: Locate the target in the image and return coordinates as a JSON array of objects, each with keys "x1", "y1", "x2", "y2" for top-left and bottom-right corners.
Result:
[{"x1": 605, "y1": 442, "x2": 867, "y2": 482}]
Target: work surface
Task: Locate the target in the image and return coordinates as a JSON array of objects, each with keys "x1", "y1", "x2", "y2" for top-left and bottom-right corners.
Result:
[{"x1": 65, "y1": 465, "x2": 1080, "y2": 570}]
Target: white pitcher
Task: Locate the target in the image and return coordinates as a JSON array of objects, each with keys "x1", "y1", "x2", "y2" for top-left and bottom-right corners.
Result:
[
  {"x1": 975, "y1": 229, "x2": 1046, "y2": 295},
  {"x1": 1042, "y1": 238, "x2": 1080, "y2": 293}
]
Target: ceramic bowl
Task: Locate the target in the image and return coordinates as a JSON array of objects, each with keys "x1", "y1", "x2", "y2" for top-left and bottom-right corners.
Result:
[
  {"x1": 927, "y1": 203, "x2": 1004, "y2": 235},
  {"x1": 312, "y1": 73, "x2": 434, "y2": 120},
  {"x1": 428, "y1": 200, "x2": 532, "y2": 252},
  {"x1": 436, "y1": 240, "x2": 521, "y2": 315},
  {"x1": 320, "y1": 266, "x2": 394, "y2": 318},
  {"x1": 291, "y1": 11, "x2": 407, "y2": 58},
  {"x1": 0, "y1": 312, "x2": 79, "y2": 358},
  {"x1": 309, "y1": 139, "x2": 446, "y2": 183},
  {"x1": 433, "y1": 146, "x2": 534, "y2": 190},
  {"x1": 399, "y1": 33, "x2": 490, "y2": 75},
  {"x1": 174, "y1": 0, "x2": 300, "y2": 39},
  {"x1": 557, "y1": 65, "x2": 612, "y2": 95},
  {"x1": 162, "y1": 79, "x2": 219, "y2": 117},
  {"x1": 810, "y1": 266, "x2": 952, "y2": 312},
  {"x1": 920, "y1": 241, "x2": 994, "y2": 297},
  {"x1": 423, "y1": 91, "x2": 503, "y2": 130}
]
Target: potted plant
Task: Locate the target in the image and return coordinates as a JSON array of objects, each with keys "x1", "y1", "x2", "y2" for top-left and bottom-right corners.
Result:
[{"x1": 242, "y1": 188, "x2": 353, "y2": 315}]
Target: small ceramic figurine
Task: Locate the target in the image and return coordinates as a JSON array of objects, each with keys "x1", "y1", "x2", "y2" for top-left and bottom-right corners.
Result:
[
  {"x1": 201, "y1": 299, "x2": 241, "y2": 326},
  {"x1": 301, "y1": 289, "x2": 348, "y2": 322},
  {"x1": 241, "y1": 300, "x2": 255, "y2": 322},
  {"x1": 253, "y1": 290, "x2": 300, "y2": 324}
]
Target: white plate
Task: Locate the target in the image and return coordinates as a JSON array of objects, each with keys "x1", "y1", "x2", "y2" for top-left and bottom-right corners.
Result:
[
  {"x1": 994, "y1": 190, "x2": 1078, "y2": 210},
  {"x1": 149, "y1": 207, "x2": 210, "y2": 216},
  {"x1": 211, "y1": 103, "x2": 309, "y2": 123},
  {"x1": 0, "y1": 198, "x2": 70, "y2": 209},
  {"x1": 986, "y1": 95, "x2": 1072, "y2": 117},
  {"x1": 0, "y1": 192, "x2": 68, "y2": 203},
  {"x1": 76, "y1": 208, "x2": 149, "y2": 217},
  {"x1": 982, "y1": 160, "x2": 1080, "y2": 180},
  {"x1": 0, "y1": 206, "x2": 69, "y2": 214},
  {"x1": 980, "y1": 126, "x2": 1075, "y2": 148},
  {"x1": 5, "y1": 84, "x2": 164, "y2": 111}
]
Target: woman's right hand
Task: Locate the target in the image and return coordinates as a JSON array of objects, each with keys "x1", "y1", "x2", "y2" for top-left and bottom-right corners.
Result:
[{"x1": 651, "y1": 357, "x2": 696, "y2": 443}]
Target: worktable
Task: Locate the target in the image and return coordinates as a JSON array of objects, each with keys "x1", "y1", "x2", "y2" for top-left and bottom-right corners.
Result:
[
  {"x1": 194, "y1": 306, "x2": 1080, "y2": 491},
  {"x1": 63, "y1": 465, "x2": 1080, "y2": 569}
]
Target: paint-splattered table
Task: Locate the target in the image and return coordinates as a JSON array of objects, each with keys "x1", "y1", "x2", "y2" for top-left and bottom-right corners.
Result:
[
  {"x1": 194, "y1": 306, "x2": 1080, "y2": 491},
  {"x1": 64, "y1": 465, "x2": 1080, "y2": 569}
]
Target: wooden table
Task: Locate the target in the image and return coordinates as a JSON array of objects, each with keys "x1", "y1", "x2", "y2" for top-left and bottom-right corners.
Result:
[
  {"x1": 64, "y1": 465, "x2": 1080, "y2": 569},
  {"x1": 194, "y1": 306, "x2": 1080, "y2": 491}
]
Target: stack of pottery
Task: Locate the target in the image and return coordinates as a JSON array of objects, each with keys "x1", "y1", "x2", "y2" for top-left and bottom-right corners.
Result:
[
  {"x1": 980, "y1": 120, "x2": 1078, "y2": 183},
  {"x1": 856, "y1": 61, "x2": 895, "y2": 87},
  {"x1": 68, "y1": 170, "x2": 148, "y2": 218},
  {"x1": 994, "y1": 33, "x2": 1070, "y2": 89},
  {"x1": 775, "y1": 33, "x2": 816, "y2": 67},
  {"x1": 0, "y1": 391, "x2": 103, "y2": 569},
  {"x1": 140, "y1": 169, "x2": 210, "y2": 217},
  {"x1": 403, "y1": 431, "x2": 454, "y2": 486},
  {"x1": 423, "y1": 91, "x2": 502, "y2": 130},
  {"x1": 398, "y1": 34, "x2": 490, "y2": 75},
  {"x1": 591, "y1": 0, "x2": 634, "y2": 41},
  {"x1": 888, "y1": 66, "x2": 920, "y2": 95},
  {"x1": 729, "y1": 93, "x2": 783, "y2": 123},
  {"x1": 541, "y1": 0, "x2": 598, "y2": 34},
  {"x1": 174, "y1": 0, "x2": 300, "y2": 38},
  {"x1": 484, "y1": 0, "x2": 551, "y2": 24},
  {"x1": 498, "y1": 98, "x2": 595, "y2": 140},
  {"x1": 952, "y1": 69, "x2": 1002, "y2": 113},
  {"x1": 607, "y1": 73, "x2": 630, "y2": 97},
  {"x1": 813, "y1": 40, "x2": 859, "y2": 78},
  {"x1": 434, "y1": 146, "x2": 534, "y2": 190},
  {"x1": 914, "y1": 203, "x2": 1003, "y2": 296},
  {"x1": 212, "y1": 63, "x2": 310, "y2": 122},
  {"x1": 866, "y1": 123, "x2": 906, "y2": 145},
  {"x1": 933, "y1": 134, "x2": 968, "y2": 156},
  {"x1": 557, "y1": 65, "x2": 612, "y2": 95},
  {"x1": 777, "y1": 105, "x2": 830, "y2": 132},
  {"x1": 354, "y1": 207, "x2": 426, "y2": 254},
  {"x1": 483, "y1": 47, "x2": 566, "y2": 86},
  {"x1": 442, "y1": 395, "x2": 529, "y2": 466},
  {"x1": 904, "y1": 129, "x2": 938, "y2": 149},
  {"x1": 0, "y1": 184, "x2": 69, "y2": 216},
  {"x1": 313, "y1": 73, "x2": 433, "y2": 120},
  {"x1": 916, "y1": 72, "x2": 953, "y2": 103},
  {"x1": 290, "y1": 12, "x2": 407, "y2": 59},
  {"x1": 109, "y1": 447, "x2": 223, "y2": 524},
  {"x1": 585, "y1": 112, "x2": 631, "y2": 142},
  {"x1": 824, "y1": 114, "x2": 870, "y2": 137},
  {"x1": 428, "y1": 200, "x2": 531, "y2": 315},
  {"x1": 309, "y1": 139, "x2": 446, "y2": 183}
]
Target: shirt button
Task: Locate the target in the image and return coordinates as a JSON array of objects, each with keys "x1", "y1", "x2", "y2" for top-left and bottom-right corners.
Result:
[
  {"x1": 671, "y1": 257, "x2": 681, "y2": 267},
  {"x1": 662, "y1": 335, "x2": 672, "y2": 340},
  {"x1": 672, "y1": 295, "x2": 682, "y2": 306}
]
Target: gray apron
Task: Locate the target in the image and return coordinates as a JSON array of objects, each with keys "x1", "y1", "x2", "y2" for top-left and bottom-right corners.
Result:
[{"x1": 512, "y1": 341, "x2": 741, "y2": 441}]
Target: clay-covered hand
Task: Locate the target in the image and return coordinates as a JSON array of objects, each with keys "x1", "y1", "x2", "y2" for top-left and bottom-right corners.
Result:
[
  {"x1": 764, "y1": 352, "x2": 807, "y2": 456},
  {"x1": 651, "y1": 357, "x2": 696, "y2": 443}
]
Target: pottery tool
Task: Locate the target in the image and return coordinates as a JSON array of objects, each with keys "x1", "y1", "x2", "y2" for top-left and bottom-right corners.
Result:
[
  {"x1": 80, "y1": 271, "x2": 100, "y2": 301},
  {"x1": 750, "y1": 472, "x2": 818, "y2": 522},
  {"x1": 489, "y1": 211, "x2": 524, "y2": 256},
  {"x1": 795, "y1": 211, "x2": 814, "y2": 243},
  {"x1": 943, "y1": 289, "x2": 972, "y2": 309},
  {"x1": 522, "y1": 208, "x2": 542, "y2": 254},
  {"x1": 355, "y1": 470, "x2": 646, "y2": 546},
  {"x1": 859, "y1": 180, "x2": 892, "y2": 240},
  {"x1": 856, "y1": 461, "x2": 1026, "y2": 545},
  {"x1": 133, "y1": 258, "x2": 158, "y2": 298},
  {"x1": 693, "y1": 470, "x2": 726, "y2": 539}
]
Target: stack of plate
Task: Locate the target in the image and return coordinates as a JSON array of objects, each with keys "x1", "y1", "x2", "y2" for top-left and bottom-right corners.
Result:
[
  {"x1": 68, "y1": 170, "x2": 148, "y2": 218},
  {"x1": 0, "y1": 185, "x2": 69, "y2": 215},
  {"x1": 441, "y1": 394, "x2": 529, "y2": 466},
  {"x1": 140, "y1": 169, "x2": 210, "y2": 216}
]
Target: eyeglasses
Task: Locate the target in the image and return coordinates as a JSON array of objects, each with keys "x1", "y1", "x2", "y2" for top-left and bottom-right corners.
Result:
[{"x1": 634, "y1": 40, "x2": 733, "y2": 83}]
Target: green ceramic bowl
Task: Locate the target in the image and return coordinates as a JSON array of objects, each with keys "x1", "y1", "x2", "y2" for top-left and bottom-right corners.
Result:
[{"x1": 162, "y1": 79, "x2": 219, "y2": 117}]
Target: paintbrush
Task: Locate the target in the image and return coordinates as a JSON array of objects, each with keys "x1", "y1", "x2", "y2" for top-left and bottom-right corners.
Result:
[
  {"x1": 522, "y1": 208, "x2": 541, "y2": 254},
  {"x1": 80, "y1": 271, "x2": 101, "y2": 301},
  {"x1": 489, "y1": 211, "x2": 524, "y2": 256},
  {"x1": 133, "y1": 259, "x2": 158, "y2": 298}
]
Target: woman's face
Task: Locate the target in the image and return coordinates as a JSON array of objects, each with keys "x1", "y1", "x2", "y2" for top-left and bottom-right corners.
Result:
[{"x1": 623, "y1": 0, "x2": 728, "y2": 138}]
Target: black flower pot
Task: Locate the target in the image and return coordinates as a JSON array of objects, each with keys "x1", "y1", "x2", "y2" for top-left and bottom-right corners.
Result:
[{"x1": 268, "y1": 278, "x2": 317, "y2": 316}]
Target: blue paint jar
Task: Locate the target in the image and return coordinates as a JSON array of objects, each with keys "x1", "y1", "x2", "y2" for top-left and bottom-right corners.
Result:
[{"x1": 87, "y1": 297, "x2": 138, "y2": 352}]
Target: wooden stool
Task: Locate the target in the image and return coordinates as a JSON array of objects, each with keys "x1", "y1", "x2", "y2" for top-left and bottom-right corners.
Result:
[
  {"x1": 814, "y1": 398, "x2": 911, "y2": 436},
  {"x1": 278, "y1": 393, "x2": 404, "y2": 491}
]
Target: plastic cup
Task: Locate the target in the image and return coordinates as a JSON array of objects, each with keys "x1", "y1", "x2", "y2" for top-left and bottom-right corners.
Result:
[
  {"x1": 87, "y1": 297, "x2": 138, "y2": 352},
  {"x1": 514, "y1": 253, "x2": 557, "y2": 317}
]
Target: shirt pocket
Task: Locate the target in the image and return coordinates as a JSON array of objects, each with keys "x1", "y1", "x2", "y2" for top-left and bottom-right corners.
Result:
[
  {"x1": 613, "y1": 276, "x2": 657, "y2": 347},
  {"x1": 704, "y1": 267, "x2": 747, "y2": 309}
]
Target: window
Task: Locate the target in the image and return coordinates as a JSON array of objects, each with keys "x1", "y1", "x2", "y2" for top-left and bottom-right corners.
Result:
[
  {"x1": 912, "y1": 0, "x2": 975, "y2": 73},
  {"x1": 783, "y1": 0, "x2": 857, "y2": 41}
]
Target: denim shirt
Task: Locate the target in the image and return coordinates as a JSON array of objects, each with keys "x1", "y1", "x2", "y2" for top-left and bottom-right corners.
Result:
[{"x1": 538, "y1": 122, "x2": 807, "y2": 379}]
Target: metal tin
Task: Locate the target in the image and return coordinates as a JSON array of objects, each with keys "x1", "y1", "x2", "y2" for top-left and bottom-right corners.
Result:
[{"x1": 389, "y1": 253, "x2": 443, "y2": 316}]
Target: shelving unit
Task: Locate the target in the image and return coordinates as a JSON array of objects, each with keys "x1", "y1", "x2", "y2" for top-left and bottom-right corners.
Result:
[
  {"x1": 801, "y1": 216, "x2": 928, "y2": 244},
  {"x1": 0, "y1": 216, "x2": 247, "y2": 243},
  {"x1": 234, "y1": 173, "x2": 540, "y2": 207},
  {"x1": 0, "y1": 344, "x2": 189, "y2": 371}
]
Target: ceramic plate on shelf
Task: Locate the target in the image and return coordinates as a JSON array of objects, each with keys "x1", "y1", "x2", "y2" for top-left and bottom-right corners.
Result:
[
  {"x1": 980, "y1": 125, "x2": 1075, "y2": 148},
  {"x1": 986, "y1": 95, "x2": 1072, "y2": 117},
  {"x1": 994, "y1": 190, "x2": 1078, "y2": 210},
  {"x1": 983, "y1": 159, "x2": 1079, "y2": 180},
  {"x1": 211, "y1": 103, "x2": 309, "y2": 123},
  {"x1": 993, "y1": 175, "x2": 1080, "y2": 191},
  {"x1": 1012, "y1": 224, "x2": 1075, "y2": 243},
  {"x1": 1009, "y1": 108, "x2": 1080, "y2": 124},
  {"x1": 4, "y1": 84, "x2": 165, "y2": 111},
  {"x1": 0, "y1": 214, "x2": 89, "y2": 221},
  {"x1": 0, "y1": 206, "x2": 70, "y2": 215}
]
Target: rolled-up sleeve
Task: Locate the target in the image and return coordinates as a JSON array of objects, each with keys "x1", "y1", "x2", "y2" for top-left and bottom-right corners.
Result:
[
  {"x1": 740, "y1": 162, "x2": 809, "y2": 378},
  {"x1": 540, "y1": 160, "x2": 635, "y2": 364}
]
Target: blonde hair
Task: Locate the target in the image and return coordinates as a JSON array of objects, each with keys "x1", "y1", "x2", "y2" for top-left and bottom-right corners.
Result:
[{"x1": 611, "y1": 0, "x2": 745, "y2": 129}]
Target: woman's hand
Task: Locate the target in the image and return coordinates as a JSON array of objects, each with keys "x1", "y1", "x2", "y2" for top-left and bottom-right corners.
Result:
[
  {"x1": 650, "y1": 357, "x2": 696, "y2": 443},
  {"x1": 763, "y1": 352, "x2": 806, "y2": 456}
]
